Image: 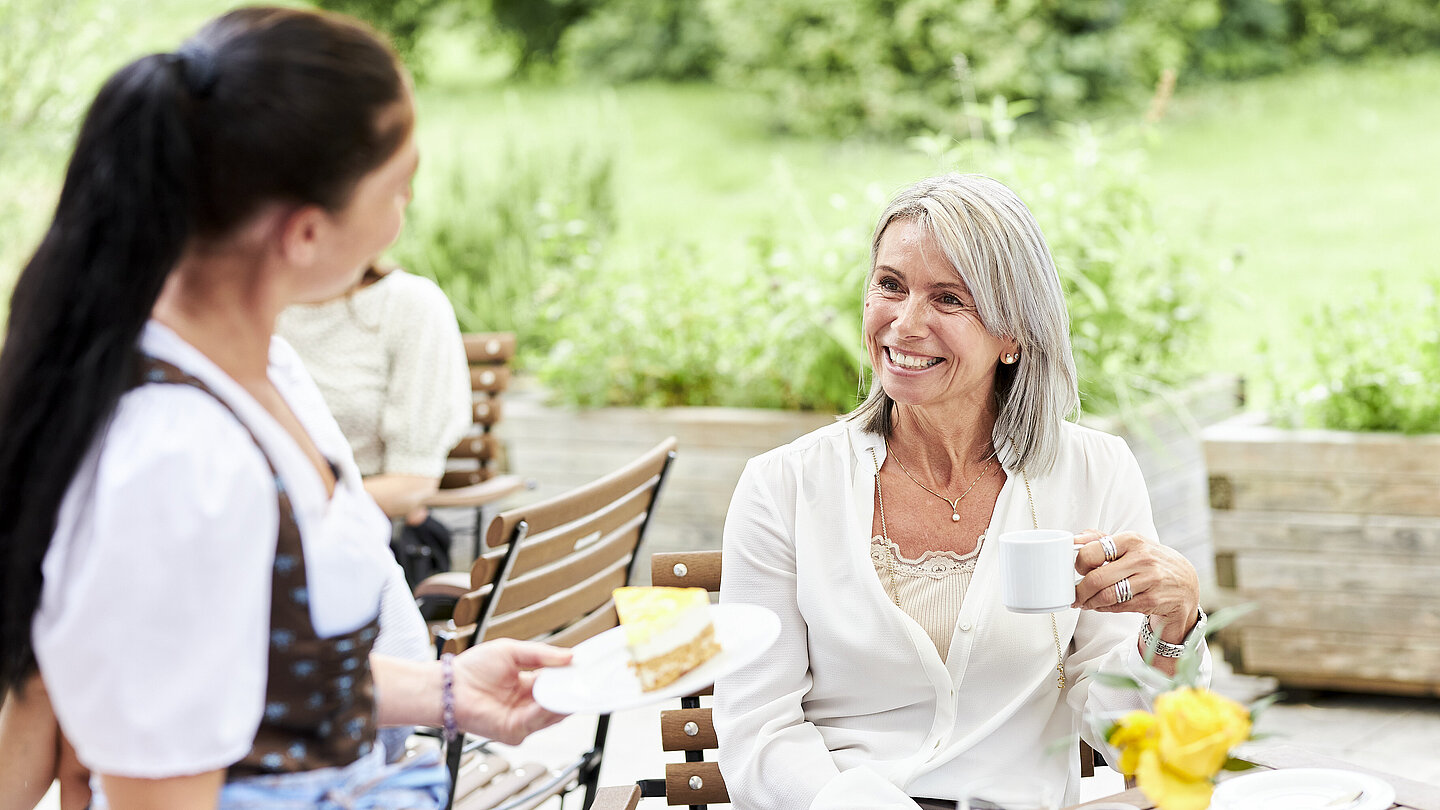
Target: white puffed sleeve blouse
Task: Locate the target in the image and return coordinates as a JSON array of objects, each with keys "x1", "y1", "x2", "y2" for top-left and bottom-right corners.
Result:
[{"x1": 32, "y1": 322, "x2": 400, "y2": 778}]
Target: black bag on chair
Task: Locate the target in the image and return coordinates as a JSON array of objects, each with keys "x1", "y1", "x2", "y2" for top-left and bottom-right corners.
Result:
[{"x1": 391, "y1": 515, "x2": 452, "y2": 591}]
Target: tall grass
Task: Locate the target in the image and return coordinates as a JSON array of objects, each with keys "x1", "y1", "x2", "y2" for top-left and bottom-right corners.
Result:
[{"x1": 1143, "y1": 55, "x2": 1440, "y2": 398}]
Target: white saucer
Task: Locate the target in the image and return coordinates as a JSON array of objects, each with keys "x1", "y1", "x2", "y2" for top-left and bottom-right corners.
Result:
[{"x1": 1210, "y1": 767, "x2": 1396, "y2": 810}]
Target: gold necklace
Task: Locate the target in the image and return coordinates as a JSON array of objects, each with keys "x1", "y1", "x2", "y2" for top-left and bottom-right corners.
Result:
[
  {"x1": 884, "y1": 439, "x2": 996, "y2": 523},
  {"x1": 869, "y1": 447, "x2": 1065, "y2": 689}
]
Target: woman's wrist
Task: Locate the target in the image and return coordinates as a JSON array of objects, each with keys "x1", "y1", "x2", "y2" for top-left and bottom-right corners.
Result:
[
  {"x1": 1141, "y1": 607, "x2": 1206, "y2": 658},
  {"x1": 371, "y1": 654, "x2": 446, "y2": 729},
  {"x1": 440, "y1": 652, "x2": 459, "y2": 741}
]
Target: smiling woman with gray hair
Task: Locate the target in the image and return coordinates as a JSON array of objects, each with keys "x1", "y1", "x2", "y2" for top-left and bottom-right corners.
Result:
[{"x1": 714, "y1": 174, "x2": 1208, "y2": 809}]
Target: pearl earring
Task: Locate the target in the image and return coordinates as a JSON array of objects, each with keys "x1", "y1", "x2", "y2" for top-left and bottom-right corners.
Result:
[{"x1": 1002, "y1": 352, "x2": 1019, "y2": 364}]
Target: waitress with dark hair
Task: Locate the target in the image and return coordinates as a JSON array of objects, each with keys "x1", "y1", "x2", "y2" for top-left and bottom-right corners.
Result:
[{"x1": 0, "y1": 7, "x2": 568, "y2": 808}]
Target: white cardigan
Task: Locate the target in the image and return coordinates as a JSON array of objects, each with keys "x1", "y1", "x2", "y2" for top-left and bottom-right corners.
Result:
[{"x1": 714, "y1": 419, "x2": 1210, "y2": 809}]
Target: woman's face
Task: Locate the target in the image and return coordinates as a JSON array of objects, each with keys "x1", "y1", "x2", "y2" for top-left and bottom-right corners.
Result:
[
  {"x1": 304, "y1": 116, "x2": 418, "y2": 301},
  {"x1": 863, "y1": 219, "x2": 1017, "y2": 420}
]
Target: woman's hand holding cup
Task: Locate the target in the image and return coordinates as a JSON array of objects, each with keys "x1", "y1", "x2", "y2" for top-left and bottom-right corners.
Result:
[
  {"x1": 1071, "y1": 529, "x2": 1201, "y2": 639},
  {"x1": 996, "y1": 527, "x2": 1201, "y2": 642}
]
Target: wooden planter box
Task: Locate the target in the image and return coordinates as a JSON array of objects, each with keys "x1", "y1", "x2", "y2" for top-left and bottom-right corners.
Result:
[
  {"x1": 1204, "y1": 413, "x2": 1440, "y2": 696},
  {"x1": 1081, "y1": 374, "x2": 1244, "y2": 585},
  {"x1": 488, "y1": 375, "x2": 1240, "y2": 585}
]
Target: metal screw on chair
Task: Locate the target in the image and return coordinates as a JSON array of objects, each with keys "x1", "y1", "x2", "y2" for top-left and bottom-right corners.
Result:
[
  {"x1": 683, "y1": 722, "x2": 699, "y2": 736},
  {"x1": 673, "y1": 563, "x2": 688, "y2": 578},
  {"x1": 480, "y1": 370, "x2": 497, "y2": 386},
  {"x1": 485, "y1": 338, "x2": 502, "y2": 356},
  {"x1": 689, "y1": 776, "x2": 703, "y2": 790}
]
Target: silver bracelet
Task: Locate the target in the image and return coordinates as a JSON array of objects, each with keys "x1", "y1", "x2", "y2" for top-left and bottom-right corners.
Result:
[{"x1": 1139, "y1": 607, "x2": 1207, "y2": 658}]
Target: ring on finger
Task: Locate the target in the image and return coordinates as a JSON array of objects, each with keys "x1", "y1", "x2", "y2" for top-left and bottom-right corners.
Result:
[
  {"x1": 1099, "y1": 535, "x2": 1119, "y2": 564},
  {"x1": 1114, "y1": 576, "x2": 1133, "y2": 604}
]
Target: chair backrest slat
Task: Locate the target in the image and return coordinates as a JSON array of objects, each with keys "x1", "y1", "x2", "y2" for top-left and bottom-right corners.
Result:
[
  {"x1": 447, "y1": 432, "x2": 500, "y2": 461},
  {"x1": 664, "y1": 762, "x2": 727, "y2": 806},
  {"x1": 472, "y1": 397, "x2": 503, "y2": 427},
  {"x1": 481, "y1": 555, "x2": 630, "y2": 643},
  {"x1": 485, "y1": 442, "x2": 676, "y2": 549},
  {"x1": 545, "y1": 601, "x2": 619, "y2": 648},
  {"x1": 504, "y1": 482, "x2": 656, "y2": 574},
  {"x1": 652, "y1": 550, "x2": 722, "y2": 591},
  {"x1": 491, "y1": 518, "x2": 644, "y2": 614},
  {"x1": 660, "y1": 707, "x2": 717, "y2": 752},
  {"x1": 440, "y1": 332, "x2": 515, "y2": 495}
]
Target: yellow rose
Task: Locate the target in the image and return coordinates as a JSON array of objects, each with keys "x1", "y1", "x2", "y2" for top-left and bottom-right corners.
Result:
[
  {"x1": 1106, "y1": 710, "x2": 1159, "y2": 776},
  {"x1": 1153, "y1": 687, "x2": 1252, "y2": 780},
  {"x1": 1136, "y1": 747, "x2": 1215, "y2": 810}
]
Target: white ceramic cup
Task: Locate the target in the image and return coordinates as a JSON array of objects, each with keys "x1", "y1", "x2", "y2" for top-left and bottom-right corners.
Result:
[{"x1": 996, "y1": 528, "x2": 1080, "y2": 614}]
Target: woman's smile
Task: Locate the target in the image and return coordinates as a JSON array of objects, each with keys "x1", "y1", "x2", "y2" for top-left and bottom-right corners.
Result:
[{"x1": 885, "y1": 347, "x2": 945, "y2": 371}]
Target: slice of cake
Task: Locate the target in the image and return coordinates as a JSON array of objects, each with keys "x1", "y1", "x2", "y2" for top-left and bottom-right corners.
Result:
[{"x1": 613, "y1": 586, "x2": 722, "y2": 691}]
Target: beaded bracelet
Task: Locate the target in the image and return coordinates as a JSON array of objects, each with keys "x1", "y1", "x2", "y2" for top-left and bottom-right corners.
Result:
[{"x1": 440, "y1": 652, "x2": 459, "y2": 741}]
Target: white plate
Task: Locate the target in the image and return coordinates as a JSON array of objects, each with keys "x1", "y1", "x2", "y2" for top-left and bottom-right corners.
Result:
[
  {"x1": 533, "y1": 603, "x2": 780, "y2": 714},
  {"x1": 1210, "y1": 768, "x2": 1396, "y2": 810}
]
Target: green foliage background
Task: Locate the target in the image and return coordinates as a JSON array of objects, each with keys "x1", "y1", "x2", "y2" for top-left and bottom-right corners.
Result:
[
  {"x1": 2, "y1": 0, "x2": 1436, "y2": 431},
  {"x1": 321, "y1": 0, "x2": 1440, "y2": 136},
  {"x1": 1271, "y1": 280, "x2": 1440, "y2": 433}
]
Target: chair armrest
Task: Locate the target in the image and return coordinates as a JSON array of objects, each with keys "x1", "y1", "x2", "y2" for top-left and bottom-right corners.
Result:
[
  {"x1": 423, "y1": 474, "x2": 527, "y2": 509},
  {"x1": 590, "y1": 785, "x2": 642, "y2": 810},
  {"x1": 413, "y1": 571, "x2": 472, "y2": 602}
]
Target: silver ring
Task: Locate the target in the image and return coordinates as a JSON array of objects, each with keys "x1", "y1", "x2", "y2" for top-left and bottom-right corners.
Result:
[
  {"x1": 1114, "y1": 576, "x2": 1133, "y2": 604},
  {"x1": 1099, "y1": 535, "x2": 1119, "y2": 563}
]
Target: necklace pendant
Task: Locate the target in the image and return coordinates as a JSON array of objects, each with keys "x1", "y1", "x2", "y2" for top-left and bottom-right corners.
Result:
[{"x1": 951, "y1": 512, "x2": 960, "y2": 522}]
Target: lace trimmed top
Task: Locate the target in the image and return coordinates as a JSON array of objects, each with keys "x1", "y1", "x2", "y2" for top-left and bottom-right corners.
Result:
[{"x1": 869, "y1": 534, "x2": 982, "y2": 662}]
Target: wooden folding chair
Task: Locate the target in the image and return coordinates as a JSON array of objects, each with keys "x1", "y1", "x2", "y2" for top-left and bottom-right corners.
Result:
[
  {"x1": 589, "y1": 550, "x2": 1115, "y2": 809},
  {"x1": 426, "y1": 332, "x2": 527, "y2": 548},
  {"x1": 437, "y1": 437, "x2": 680, "y2": 810},
  {"x1": 414, "y1": 332, "x2": 528, "y2": 616}
]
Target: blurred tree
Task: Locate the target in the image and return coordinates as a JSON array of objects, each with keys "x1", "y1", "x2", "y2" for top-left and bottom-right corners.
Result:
[
  {"x1": 491, "y1": 0, "x2": 598, "y2": 73},
  {"x1": 561, "y1": 0, "x2": 719, "y2": 81},
  {"x1": 313, "y1": 0, "x2": 452, "y2": 66}
]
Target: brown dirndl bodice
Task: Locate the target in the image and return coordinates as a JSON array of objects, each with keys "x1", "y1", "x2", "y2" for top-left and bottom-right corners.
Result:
[{"x1": 138, "y1": 357, "x2": 379, "y2": 777}]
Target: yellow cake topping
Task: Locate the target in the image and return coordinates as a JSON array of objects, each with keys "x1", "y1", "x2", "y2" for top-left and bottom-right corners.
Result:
[{"x1": 613, "y1": 586, "x2": 709, "y2": 646}]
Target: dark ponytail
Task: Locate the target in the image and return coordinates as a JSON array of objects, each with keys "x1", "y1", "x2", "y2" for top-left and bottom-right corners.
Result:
[{"x1": 0, "y1": 7, "x2": 410, "y2": 696}]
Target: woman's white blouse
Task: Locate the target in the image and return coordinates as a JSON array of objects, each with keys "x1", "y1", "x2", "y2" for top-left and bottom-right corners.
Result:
[
  {"x1": 714, "y1": 419, "x2": 1211, "y2": 809},
  {"x1": 33, "y1": 322, "x2": 400, "y2": 778}
]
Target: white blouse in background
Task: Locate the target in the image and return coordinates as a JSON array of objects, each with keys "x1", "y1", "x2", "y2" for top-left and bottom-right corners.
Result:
[
  {"x1": 33, "y1": 322, "x2": 402, "y2": 779},
  {"x1": 715, "y1": 419, "x2": 1211, "y2": 810},
  {"x1": 275, "y1": 269, "x2": 471, "y2": 479}
]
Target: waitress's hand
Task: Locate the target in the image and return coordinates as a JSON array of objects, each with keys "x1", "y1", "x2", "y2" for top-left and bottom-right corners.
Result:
[
  {"x1": 1071, "y1": 529, "x2": 1201, "y2": 639},
  {"x1": 452, "y1": 639, "x2": 572, "y2": 744}
]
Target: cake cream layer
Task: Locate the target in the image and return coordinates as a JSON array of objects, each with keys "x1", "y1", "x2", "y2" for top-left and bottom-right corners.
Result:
[
  {"x1": 626, "y1": 601, "x2": 713, "y2": 660},
  {"x1": 633, "y1": 623, "x2": 721, "y2": 691},
  {"x1": 613, "y1": 586, "x2": 713, "y2": 656}
]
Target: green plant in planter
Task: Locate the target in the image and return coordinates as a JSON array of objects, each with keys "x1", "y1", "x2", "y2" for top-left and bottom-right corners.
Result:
[
  {"x1": 1271, "y1": 279, "x2": 1440, "y2": 434},
  {"x1": 388, "y1": 136, "x2": 616, "y2": 360},
  {"x1": 536, "y1": 218, "x2": 873, "y2": 411}
]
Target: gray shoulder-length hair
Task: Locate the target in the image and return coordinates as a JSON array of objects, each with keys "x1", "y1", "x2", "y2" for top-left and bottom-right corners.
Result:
[{"x1": 847, "y1": 173, "x2": 1079, "y2": 475}]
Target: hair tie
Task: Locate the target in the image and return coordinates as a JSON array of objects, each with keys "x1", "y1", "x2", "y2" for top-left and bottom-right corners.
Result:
[{"x1": 167, "y1": 45, "x2": 219, "y2": 98}]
